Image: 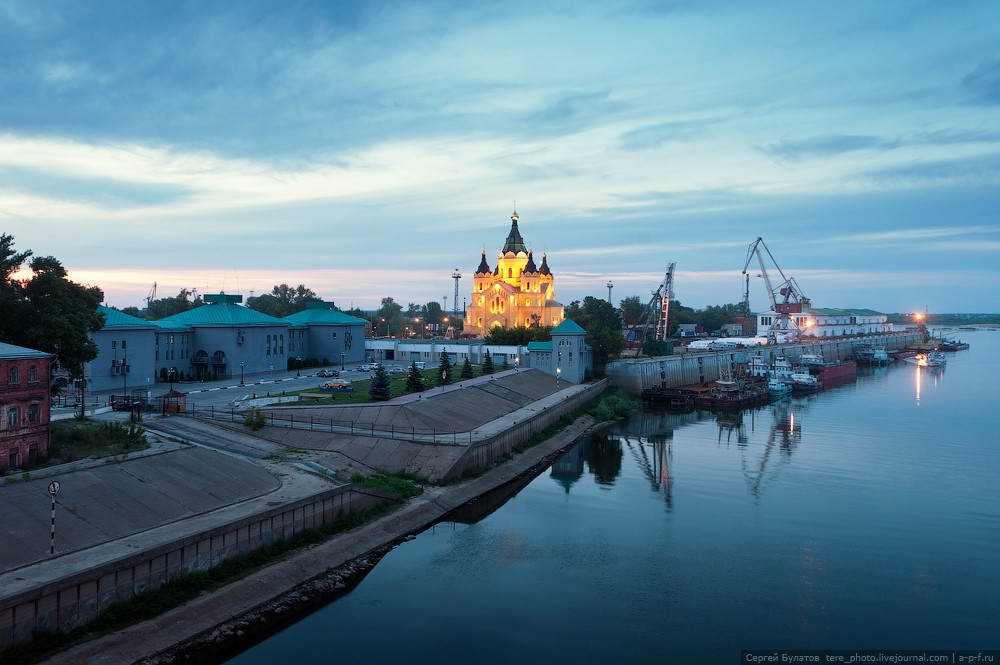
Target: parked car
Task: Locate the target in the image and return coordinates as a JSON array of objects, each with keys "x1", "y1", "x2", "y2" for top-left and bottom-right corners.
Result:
[
  {"x1": 358, "y1": 363, "x2": 373, "y2": 371},
  {"x1": 317, "y1": 369, "x2": 339, "y2": 378},
  {"x1": 388, "y1": 365, "x2": 406, "y2": 374}
]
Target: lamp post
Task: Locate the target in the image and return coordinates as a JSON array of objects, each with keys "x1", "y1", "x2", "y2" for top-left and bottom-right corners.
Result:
[
  {"x1": 414, "y1": 317, "x2": 421, "y2": 338},
  {"x1": 556, "y1": 366, "x2": 561, "y2": 389},
  {"x1": 240, "y1": 361, "x2": 245, "y2": 386},
  {"x1": 381, "y1": 318, "x2": 387, "y2": 338},
  {"x1": 341, "y1": 352, "x2": 345, "y2": 370},
  {"x1": 607, "y1": 280, "x2": 613, "y2": 304}
]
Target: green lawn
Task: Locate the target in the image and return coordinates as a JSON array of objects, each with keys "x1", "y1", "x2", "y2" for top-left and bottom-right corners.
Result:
[{"x1": 299, "y1": 366, "x2": 497, "y2": 404}]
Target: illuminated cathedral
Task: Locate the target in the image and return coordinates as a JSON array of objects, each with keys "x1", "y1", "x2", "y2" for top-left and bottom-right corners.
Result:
[{"x1": 464, "y1": 209, "x2": 565, "y2": 336}]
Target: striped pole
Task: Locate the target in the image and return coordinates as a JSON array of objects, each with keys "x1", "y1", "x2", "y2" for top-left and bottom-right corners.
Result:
[
  {"x1": 50, "y1": 493, "x2": 55, "y2": 554},
  {"x1": 47, "y1": 481, "x2": 60, "y2": 555}
]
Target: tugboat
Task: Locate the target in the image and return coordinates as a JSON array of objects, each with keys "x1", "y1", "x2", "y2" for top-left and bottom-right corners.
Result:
[{"x1": 766, "y1": 378, "x2": 793, "y2": 400}]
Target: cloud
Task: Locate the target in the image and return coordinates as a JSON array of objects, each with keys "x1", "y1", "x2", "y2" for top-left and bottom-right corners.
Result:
[
  {"x1": 860, "y1": 154, "x2": 1000, "y2": 186},
  {"x1": 962, "y1": 58, "x2": 1000, "y2": 105},
  {"x1": 760, "y1": 134, "x2": 902, "y2": 161},
  {"x1": 618, "y1": 119, "x2": 716, "y2": 151}
]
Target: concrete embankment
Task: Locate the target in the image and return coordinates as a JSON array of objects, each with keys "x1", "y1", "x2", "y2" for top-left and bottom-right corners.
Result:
[
  {"x1": 606, "y1": 332, "x2": 922, "y2": 393},
  {"x1": 44, "y1": 415, "x2": 597, "y2": 665}
]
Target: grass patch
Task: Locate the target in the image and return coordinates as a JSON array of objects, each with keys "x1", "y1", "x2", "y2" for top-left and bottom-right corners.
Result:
[
  {"x1": 296, "y1": 367, "x2": 489, "y2": 405},
  {"x1": 41, "y1": 420, "x2": 150, "y2": 467},
  {"x1": 351, "y1": 470, "x2": 427, "y2": 501}
]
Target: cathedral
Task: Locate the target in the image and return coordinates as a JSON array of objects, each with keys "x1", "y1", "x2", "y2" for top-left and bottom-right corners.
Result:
[{"x1": 464, "y1": 209, "x2": 565, "y2": 336}]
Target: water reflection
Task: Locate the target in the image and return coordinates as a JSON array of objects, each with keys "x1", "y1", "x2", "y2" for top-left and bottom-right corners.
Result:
[
  {"x1": 913, "y1": 364, "x2": 944, "y2": 406},
  {"x1": 742, "y1": 400, "x2": 801, "y2": 500}
]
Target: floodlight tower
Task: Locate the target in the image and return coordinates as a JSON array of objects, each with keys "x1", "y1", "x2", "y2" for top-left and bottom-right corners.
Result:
[{"x1": 452, "y1": 269, "x2": 461, "y2": 318}]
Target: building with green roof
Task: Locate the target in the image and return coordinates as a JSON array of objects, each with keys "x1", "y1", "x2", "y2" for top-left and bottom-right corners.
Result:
[
  {"x1": 85, "y1": 296, "x2": 369, "y2": 392},
  {"x1": 525, "y1": 318, "x2": 592, "y2": 383}
]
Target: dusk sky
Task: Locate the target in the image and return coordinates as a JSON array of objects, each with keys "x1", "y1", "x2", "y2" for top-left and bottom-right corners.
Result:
[{"x1": 2, "y1": 1, "x2": 999, "y2": 315}]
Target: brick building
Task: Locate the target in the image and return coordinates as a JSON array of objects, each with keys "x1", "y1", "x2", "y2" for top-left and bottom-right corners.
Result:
[{"x1": 0, "y1": 342, "x2": 53, "y2": 471}]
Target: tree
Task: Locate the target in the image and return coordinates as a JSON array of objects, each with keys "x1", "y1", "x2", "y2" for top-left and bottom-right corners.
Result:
[
  {"x1": 422, "y1": 301, "x2": 443, "y2": 326},
  {"x1": 246, "y1": 284, "x2": 321, "y2": 318},
  {"x1": 121, "y1": 306, "x2": 143, "y2": 318},
  {"x1": 368, "y1": 364, "x2": 392, "y2": 401},
  {"x1": 0, "y1": 241, "x2": 105, "y2": 378},
  {"x1": 699, "y1": 303, "x2": 744, "y2": 333},
  {"x1": 146, "y1": 288, "x2": 202, "y2": 319},
  {"x1": 405, "y1": 361, "x2": 426, "y2": 393},
  {"x1": 565, "y1": 296, "x2": 626, "y2": 372},
  {"x1": 482, "y1": 350, "x2": 495, "y2": 375},
  {"x1": 484, "y1": 325, "x2": 552, "y2": 346},
  {"x1": 620, "y1": 295, "x2": 646, "y2": 328},
  {"x1": 376, "y1": 297, "x2": 404, "y2": 338},
  {"x1": 461, "y1": 357, "x2": 474, "y2": 379},
  {"x1": 438, "y1": 351, "x2": 453, "y2": 386}
]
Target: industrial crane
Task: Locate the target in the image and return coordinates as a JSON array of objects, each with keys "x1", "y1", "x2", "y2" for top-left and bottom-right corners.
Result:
[
  {"x1": 742, "y1": 238, "x2": 810, "y2": 343},
  {"x1": 623, "y1": 262, "x2": 676, "y2": 353},
  {"x1": 654, "y1": 262, "x2": 675, "y2": 343}
]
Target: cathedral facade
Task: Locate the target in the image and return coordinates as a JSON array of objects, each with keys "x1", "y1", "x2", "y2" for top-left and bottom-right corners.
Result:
[{"x1": 464, "y1": 210, "x2": 565, "y2": 336}]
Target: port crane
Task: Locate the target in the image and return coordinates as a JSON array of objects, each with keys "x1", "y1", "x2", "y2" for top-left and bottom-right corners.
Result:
[
  {"x1": 625, "y1": 262, "x2": 676, "y2": 350},
  {"x1": 654, "y1": 262, "x2": 675, "y2": 343},
  {"x1": 742, "y1": 238, "x2": 810, "y2": 343}
]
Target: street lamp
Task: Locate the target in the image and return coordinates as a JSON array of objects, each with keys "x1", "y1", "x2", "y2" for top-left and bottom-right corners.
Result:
[
  {"x1": 607, "y1": 280, "x2": 613, "y2": 303},
  {"x1": 381, "y1": 317, "x2": 387, "y2": 338},
  {"x1": 341, "y1": 352, "x2": 345, "y2": 370},
  {"x1": 556, "y1": 367, "x2": 561, "y2": 389},
  {"x1": 240, "y1": 361, "x2": 245, "y2": 386},
  {"x1": 414, "y1": 317, "x2": 421, "y2": 338}
]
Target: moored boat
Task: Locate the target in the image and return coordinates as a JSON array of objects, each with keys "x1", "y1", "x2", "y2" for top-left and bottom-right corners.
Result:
[{"x1": 766, "y1": 378, "x2": 793, "y2": 400}]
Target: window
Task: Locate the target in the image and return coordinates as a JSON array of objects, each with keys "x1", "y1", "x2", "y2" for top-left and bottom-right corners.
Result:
[
  {"x1": 28, "y1": 404, "x2": 38, "y2": 423},
  {"x1": 28, "y1": 366, "x2": 37, "y2": 382},
  {"x1": 112, "y1": 341, "x2": 116, "y2": 350},
  {"x1": 7, "y1": 407, "x2": 18, "y2": 427},
  {"x1": 8, "y1": 367, "x2": 17, "y2": 384},
  {"x1": 280, "y1": 334, "x2": 284, "y2": 355},
  {"x1": 266, "y1": 335, "x2": 272, "y2": 356},
  {"x1": 508, "y1": 268, "x2": 512, "y2": 278}
]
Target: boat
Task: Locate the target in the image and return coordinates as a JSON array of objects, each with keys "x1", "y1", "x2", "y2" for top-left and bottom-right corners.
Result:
[
  {"x1": 798, "y1": 353, "x2": 826, "y2": 367},
  {"x1": 766, "y1": 378, "x2": 793, "y2": 399},
  {"x1": 926, "y1": 351, "x2": 947, "y2": 367},
  {"x1": 854, "y1": 344, "x2": 890, "y2": 366},
  {"x1": 903, "y1": 351, "x2": 947, "y2": 368},
  {"x1": 788, "y1": 371, "x2": 822, "y2": 394},
  {"x1": 937, "y1": 339, "x2": 969, "y2": 352}
]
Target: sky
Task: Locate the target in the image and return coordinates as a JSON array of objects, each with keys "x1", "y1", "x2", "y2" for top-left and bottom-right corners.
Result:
[{"x1": 2, "y1": 0, "x2": 999, "y2": 316}]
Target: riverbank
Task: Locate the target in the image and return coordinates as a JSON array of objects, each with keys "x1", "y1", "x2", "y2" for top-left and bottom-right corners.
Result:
[{"x1": 42, "y1": 414, "x2": 599, "y2": 664}]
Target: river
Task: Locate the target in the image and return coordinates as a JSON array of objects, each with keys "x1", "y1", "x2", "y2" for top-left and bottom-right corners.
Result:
[{"x1": 227, "y1": 329, "x2": 1000, "y2": 664}]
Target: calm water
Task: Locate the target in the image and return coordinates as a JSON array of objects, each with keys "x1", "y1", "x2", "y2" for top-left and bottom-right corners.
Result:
[{"x1": 229, "y1": 331, "x2": 1000, "y2": 664}]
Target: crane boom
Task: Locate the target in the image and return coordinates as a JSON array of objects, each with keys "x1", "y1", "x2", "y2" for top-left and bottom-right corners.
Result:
[
  {"x1": 741, "y1": 238, "x2": 810, "y2": 343},
  {"x1": 655, "y1": 263, "x2": 675, "y2": 342}
]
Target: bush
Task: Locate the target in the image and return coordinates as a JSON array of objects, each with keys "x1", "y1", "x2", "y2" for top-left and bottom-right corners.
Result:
[{"x1": 244, "y1": 407, "x2": 267, "y2": 431}]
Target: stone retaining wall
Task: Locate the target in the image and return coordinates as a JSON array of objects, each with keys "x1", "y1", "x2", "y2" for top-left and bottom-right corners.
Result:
[
  {"x1": 442, "y1": 379, "x2": 608, "y2": 482},
  {"x1": 0, "y1": 484, "x2": 392, "y2": 650}
]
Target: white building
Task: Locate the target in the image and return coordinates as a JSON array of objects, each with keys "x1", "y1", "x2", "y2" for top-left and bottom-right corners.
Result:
[{"x1": 756, "y1": 307, "x2": 893, "y2": 339}]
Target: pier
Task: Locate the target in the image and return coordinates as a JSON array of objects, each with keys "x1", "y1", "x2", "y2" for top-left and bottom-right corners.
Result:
[{"x1": 606, "y1": 332, "x2": 923, "y2": 394}]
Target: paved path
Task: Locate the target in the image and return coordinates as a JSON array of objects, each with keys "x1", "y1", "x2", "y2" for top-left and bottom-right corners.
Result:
[{"x1": 44, "y1": 416, "x2": 595, "y2": 665}]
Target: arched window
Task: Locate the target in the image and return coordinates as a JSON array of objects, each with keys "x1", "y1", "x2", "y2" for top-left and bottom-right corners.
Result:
[
  {"x1": 508, "y1": 268, "x2": 512, "y2": 278},
  {"x1": 266, "y1": 335, "x2": 271, "y2": 356},
  {"x1": 280, "y1": 334, "x2": 284, "y2": 355}
]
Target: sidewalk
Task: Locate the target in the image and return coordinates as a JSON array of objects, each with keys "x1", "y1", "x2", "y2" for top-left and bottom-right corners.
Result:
[{"x1": 44, "y1": 415, "x2": 595, "y2": 665}]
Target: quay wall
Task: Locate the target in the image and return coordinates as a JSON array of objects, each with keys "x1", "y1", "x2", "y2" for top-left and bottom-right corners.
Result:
[
  {"x1": 442, "y1": 379, "x2": 608, "y2": 482},
  {"x1": 0, "y1": 484, "x2": 392, "y2": 650},
  {"x1": 606, "y1": 333, "x2": 922, "y2": 394}
]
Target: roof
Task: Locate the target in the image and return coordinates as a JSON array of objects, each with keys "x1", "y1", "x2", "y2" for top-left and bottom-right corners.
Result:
[
  {"x1": 476, "y1": 251, "x2": 491, "y2": 274},
  {"x1": 501, "y1": 211, "x2": 527, "y2": 255},
  {"x1": 527, "y1": 341, "x2": 551, "y2": 351},
  {"x1": 0, "y1": 342, "x2": 52, "y2": 359},
  {"x1": 539, "y1": 253, "x2": 551, "y2": 276},
  {"x1": 283, "y1": 307, "x2": 367, "y2": 325},
  {"x1": 552, "y1": 319, "x2": 586, "y2": 335},
  {"x1": 97, "y1": 305, "x2": 157, "y2": 329},
  {"x1": 804, "y1": 307, "x2": 887, "y2": 317},
  {"x1": 159, "y1": 303, "x2": 287, "y2": 327},
  {"x1": 523, "y1": 250, "x2": 538, "y2": 273}
]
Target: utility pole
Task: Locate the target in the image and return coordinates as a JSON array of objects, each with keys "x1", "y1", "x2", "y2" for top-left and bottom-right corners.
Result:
[{"x1": 452, "y1": 269, "x2": 461, "y2": 318}]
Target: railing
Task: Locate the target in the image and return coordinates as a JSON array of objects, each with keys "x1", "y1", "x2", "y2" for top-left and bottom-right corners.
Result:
[{"x1": 188, "y1": 403, "x2": 473, "y2": 445}]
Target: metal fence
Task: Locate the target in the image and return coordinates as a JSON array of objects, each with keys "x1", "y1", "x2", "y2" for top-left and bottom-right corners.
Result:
[{"x1": 188, "y1": 404, "x2": 473, "y2": 445}]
